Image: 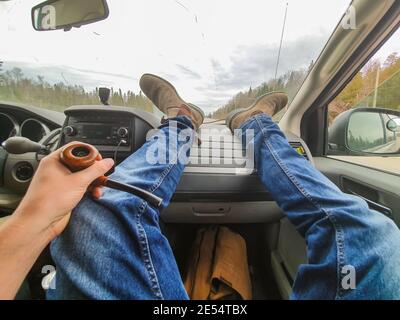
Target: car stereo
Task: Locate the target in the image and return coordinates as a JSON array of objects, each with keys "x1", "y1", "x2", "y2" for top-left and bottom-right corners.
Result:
[
  {"x1": 59, "y1": 105, "x2": 160, "y2": 160},
  {"x1": 63, "y1": 116, "x2": 131, "y2": 147}
]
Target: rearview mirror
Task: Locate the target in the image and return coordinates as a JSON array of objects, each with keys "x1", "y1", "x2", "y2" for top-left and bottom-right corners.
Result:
[
  {"x1": 329, "y1": 108, "x2": 400, "y2": 155},
  {"x1": 32, "y1": 0, "x2": 109, "y2": 31}
]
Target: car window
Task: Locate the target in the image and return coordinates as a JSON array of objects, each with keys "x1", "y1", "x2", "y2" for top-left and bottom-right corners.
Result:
[
  {"x1": 0, "y1": 0, "x2": 350, "y2": 118},
  {"x1": 327, "y1": 28, "x2": 400, "y2": 174}
]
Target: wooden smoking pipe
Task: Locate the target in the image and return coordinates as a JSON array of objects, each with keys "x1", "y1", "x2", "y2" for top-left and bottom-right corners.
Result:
[{"x1": 60, "y1": 142, "x2": 163, "y2": 208}]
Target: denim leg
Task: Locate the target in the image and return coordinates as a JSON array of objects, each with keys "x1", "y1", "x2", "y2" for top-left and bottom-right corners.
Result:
[
  {"x1": 239, "y1": 114, "x2": 400, "y2": 300},
  {"x1": 47, "y1": 116, "x2": 194, "y2": 300}
]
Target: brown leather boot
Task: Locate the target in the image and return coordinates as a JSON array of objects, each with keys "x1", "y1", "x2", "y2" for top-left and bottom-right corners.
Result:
[
  {"x1": 226, "y1": 92, "x2": 288, "y2": 132},
  {"x1": 140, "y1": 73, "x2": 205, "y2": 130}
]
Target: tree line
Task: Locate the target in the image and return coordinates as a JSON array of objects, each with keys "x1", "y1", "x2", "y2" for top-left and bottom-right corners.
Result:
[
  {"x1": 210, "y1": 67, "x2": 309, "y2": 120},
  {"x1": 0, "y1": 64, "x2": 153, "y2": 113},
  {"x1": 211, "y1": 52, "x2": 400, "y2": 123},
  {"x1": 328, "y1": 52, "x2": 400, "y2": 124},
  {"x1": 1, "y1": 53, "x2": 399, "y2": 121}
]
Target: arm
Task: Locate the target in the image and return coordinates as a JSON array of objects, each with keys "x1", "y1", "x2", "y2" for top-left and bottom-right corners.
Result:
[{"x1": 0, "y1": 143, "x2": 114, "y2": 299}]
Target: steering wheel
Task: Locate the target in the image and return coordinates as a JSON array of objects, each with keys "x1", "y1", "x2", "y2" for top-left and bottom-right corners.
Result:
[{"x1": 0, "y1": 147, "x2": 7, "y2": 187}]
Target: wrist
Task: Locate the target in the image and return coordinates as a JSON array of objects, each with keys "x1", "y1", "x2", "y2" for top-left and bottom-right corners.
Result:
[
  {"x1": 0, "y1": 210, "x2": 52, "y2": 300},
  {"x1": 15, "y1": 195, "x2": 55, "y2": 232},
  {"x1": 9, "y1": 207, "x2": 53, "y2": 247}
]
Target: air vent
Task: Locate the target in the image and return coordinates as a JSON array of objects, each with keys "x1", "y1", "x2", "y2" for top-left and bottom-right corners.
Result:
[
  {"x1": 186, "y1": 124, "x2": 254, "y2": 174},
  {"x1": 13, "y1": 162, "x2": 34, "y2": 182}
]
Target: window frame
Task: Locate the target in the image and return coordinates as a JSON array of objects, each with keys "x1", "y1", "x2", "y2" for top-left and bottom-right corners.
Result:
[
  {"x1": 322, "y1": 24, "x2": 400, "y2": 156},
  {"x1": 299, "y1": 3, "x2": 400, "y2": 157}
]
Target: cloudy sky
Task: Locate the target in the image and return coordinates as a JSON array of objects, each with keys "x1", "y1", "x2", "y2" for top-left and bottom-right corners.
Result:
[{"x1": 0, "y1": 0, "x2": 353, "y2": 113}]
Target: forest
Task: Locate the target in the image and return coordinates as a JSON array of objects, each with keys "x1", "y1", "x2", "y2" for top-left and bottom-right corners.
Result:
[
  {"x1": 209, "y1": 68, "x2": 309, "y2": 120},
  {"x1": 0, "y1": 53, "x2": 399, "y2": 122},
  {"x1": 328, "y1": 52, "x2": 400, "y2": 124},
  {"x1": 0, "y1": 63, "x2": 153, "y2": 113}
]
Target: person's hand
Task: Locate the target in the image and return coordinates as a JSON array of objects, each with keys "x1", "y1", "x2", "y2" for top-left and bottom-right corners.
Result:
[
  {"x1": 0, "y1": 142, "x2": 113, "y2": 299},
  {"x1": 13, "y1": 142, "x2": 114, "y2": 241}
]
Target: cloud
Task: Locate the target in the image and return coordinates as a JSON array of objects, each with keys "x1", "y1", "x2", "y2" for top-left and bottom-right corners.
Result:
[
  {"x1": 205, "y1": 34, "x2": 327, "y2": 94},
  {"x1": 175, "y1": 64, "x2": 202, "y2": 80},
  {"x1": 2, "y1": 61, "x2": 139, "y2": 91}
]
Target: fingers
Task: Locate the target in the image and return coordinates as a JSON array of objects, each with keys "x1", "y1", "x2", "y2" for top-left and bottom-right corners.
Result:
[
  {"x1": 76, "y1": 158, "x2": 114, "y2": 186},
  {"x1": 41, "y1": 141, "x2": 114, "y2": 191}
]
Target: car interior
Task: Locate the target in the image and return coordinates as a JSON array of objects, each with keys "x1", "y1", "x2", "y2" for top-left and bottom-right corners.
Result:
[{"x1": 0, "y1": 0, "x2": 399, "y2": 300}]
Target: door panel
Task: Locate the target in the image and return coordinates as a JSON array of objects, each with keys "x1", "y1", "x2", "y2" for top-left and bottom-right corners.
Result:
[
  {"x1": 314, "y1": 156, "x2": 400, "y2": 226},
  {"x1": 329, "y1": 156, "x2": 400, "y2": 175}
]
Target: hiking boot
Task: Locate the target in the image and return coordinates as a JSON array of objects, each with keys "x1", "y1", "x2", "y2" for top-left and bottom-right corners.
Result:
[
  {"x1": 226, "y1": 92, "x2": 288, "y2": 132},
  {"x1": 140, "y1": 73, "x2": 204, "y2": 130}
]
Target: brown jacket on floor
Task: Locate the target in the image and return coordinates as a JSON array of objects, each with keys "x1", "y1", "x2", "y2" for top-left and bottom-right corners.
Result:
[{"x1": 184, "y1": 226, "x2": 252, "y2": 300}]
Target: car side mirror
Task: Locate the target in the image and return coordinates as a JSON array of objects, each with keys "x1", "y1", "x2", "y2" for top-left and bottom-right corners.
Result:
[
  {"x1": 329, "y1": 108, "x2": 400, "y2": 156},
  {"x1": 32, "y1": 0, "x2": 109, "y2": 31}
]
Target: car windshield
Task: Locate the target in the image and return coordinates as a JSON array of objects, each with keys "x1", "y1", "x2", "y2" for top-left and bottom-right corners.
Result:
[{"x1": 0, "y1": 0, "x2": 350, "y2": 119}]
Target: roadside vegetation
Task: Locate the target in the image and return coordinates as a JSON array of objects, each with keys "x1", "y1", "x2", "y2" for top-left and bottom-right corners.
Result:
[
  {"x1": 0, "y1": 53, "x2": 399, "y2": 120},
  {"x1": 211, "y1": 52, "x2": 400, "y2": 122}
]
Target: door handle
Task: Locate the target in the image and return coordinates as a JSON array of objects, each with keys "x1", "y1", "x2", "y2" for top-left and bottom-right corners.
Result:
[{"x1": 348, "y1": 190, "x2": 393, "y2": 218}]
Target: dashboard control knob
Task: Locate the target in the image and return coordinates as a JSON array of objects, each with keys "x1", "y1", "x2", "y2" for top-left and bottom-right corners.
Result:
[
  {"x1": 117, "y1": 127, "x2": 129, "y2": 138},
  {"x1": 64, "y1": 126, "x2": 77, "y2": 137}
]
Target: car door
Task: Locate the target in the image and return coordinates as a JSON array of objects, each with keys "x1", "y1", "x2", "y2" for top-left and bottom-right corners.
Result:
[
  {"x1": 320, "y1": 27, "x2": 400, "y2": 226},
  {"x1": 272, "y1": 2, "x2": 400, "y2": 298}
]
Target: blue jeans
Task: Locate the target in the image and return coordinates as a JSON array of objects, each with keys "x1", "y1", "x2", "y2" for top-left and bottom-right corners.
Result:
[{"x1": 48, "y1": 114, "x2": 400, "y2": 300}]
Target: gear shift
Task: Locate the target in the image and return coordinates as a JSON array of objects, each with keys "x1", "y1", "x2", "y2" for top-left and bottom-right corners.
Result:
[{"x1": 2, "y1": 137, "x2": 48, "y2": 154}]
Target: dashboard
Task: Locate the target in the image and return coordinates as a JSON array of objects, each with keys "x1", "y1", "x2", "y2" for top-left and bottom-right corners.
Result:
[
  {"x1": 0, "y1": 103, "x2": 64, "y2": 145},
  {"x1": 0, "y1": 103, "x2": 64, "y2": 199},
  {"x1": 58, "y1": 105, "x2": 313, "y2": 224},
  {"x1": 164, "y1": 124, "x2": 313, "y2": 223},
  {"x1": 0, "y1": 102, "x2": 314, "y2": 224},
  {"x1": 0, "y1": 112, "x2": 51, "y2": 143}
]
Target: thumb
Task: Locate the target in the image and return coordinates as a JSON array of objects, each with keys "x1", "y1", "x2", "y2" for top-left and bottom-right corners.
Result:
[{"x1": 77, "y1": 158, "x2": 115, "y2": 185}]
